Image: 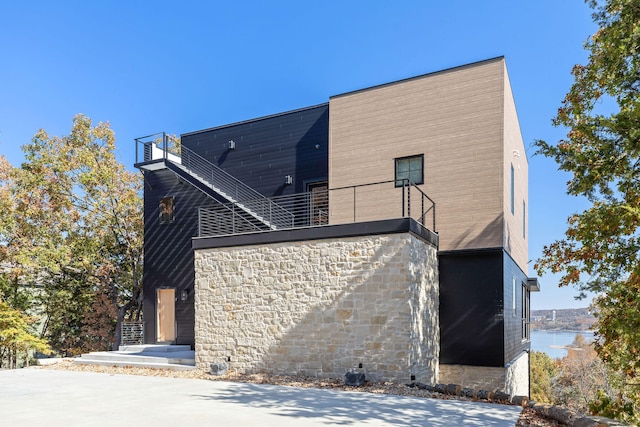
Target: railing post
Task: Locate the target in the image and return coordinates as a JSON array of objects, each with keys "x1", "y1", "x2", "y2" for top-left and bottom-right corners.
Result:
[
  {"x1": 401, "y1": 181, "x2": 405, "y2": 217},
  {"x1": 163, "y1": 133, "x2": 167, "y2": 159},
  {"x1": 406, "y1": 179, "x2": 411, "y2": 218},
  {"x1": 232, "y1": 203, "x2": 236, "y2": 234},
  {"x1": 433, "y1": 204, "x2": 436, "y2": 232},
  {"x1": 353, "y1": 186, "x2": 356, "y2": 222}
]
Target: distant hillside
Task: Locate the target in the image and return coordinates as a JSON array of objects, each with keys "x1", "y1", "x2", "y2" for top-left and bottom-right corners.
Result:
[{"x1": 531, "y1": 307, "x2": 595, "y2": 331}]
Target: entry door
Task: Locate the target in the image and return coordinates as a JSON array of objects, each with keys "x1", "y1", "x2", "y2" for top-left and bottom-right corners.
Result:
[
  {"x1": 157, "y1": 288, "x2": 176, "y2": 343},
  {"x1": 307, "y1": 181, "x2": 328, "y2": 225}
]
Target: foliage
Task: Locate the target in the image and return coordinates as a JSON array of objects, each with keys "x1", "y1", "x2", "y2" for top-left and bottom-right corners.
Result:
[
  {"x1": 555, "y1": 334, "x2": 612, "y2": 413},
  {"x1": 0, "y1": 115, "x2": 143, "y2": 355},
  {"x1": 533, "y1": 0, "x2": 640, "y2": 409},
  {"x1": 530, "y1": 351, "x2": 559, "y2": 403},
  {"x1": 0, "y1": 297, "x2": 51, "y2": 368},
  {"x1": 589, "y1": 389, "x2": 638, "y2": 424}
]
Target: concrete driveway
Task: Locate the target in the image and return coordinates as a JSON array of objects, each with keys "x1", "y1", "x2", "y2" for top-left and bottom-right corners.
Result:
[{"x1": 0, "y1": 369, "x2": 522, "y2": 426}]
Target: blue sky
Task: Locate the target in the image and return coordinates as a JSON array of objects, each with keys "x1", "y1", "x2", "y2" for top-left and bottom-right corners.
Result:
[{"x1": 0, "y1": 1, "x2": 599, "y2": 309}]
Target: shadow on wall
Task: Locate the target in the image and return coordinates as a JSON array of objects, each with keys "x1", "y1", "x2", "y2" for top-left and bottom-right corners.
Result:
[
  {"x1": 199, "y1": 234, "x2": 438, "y2": 383},
  {"x1": 258, "y1": 239, "x2": 435, "y2": 381},
  {"x1": 447, "y1": 214, "x2": 503, "y2": 251},
  {"x1": 191, "y1": 382, "x2": 522, "y2": 427}
]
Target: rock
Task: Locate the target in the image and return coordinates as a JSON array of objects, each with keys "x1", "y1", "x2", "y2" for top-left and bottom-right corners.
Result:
[
  {"x1": 209, "y1": 362, "x2": 228, "y2": 376},
  {"x1": 462, "y1": 388, "x2": 475, "y2": 398},
  {"x1": 511, "y1": 395, "x2": 528, "y2": 406},
  {"x1": 476, "y1": 390, "x2": 494, "y2": 400},
  {"x1": 445, "y1": 383, "x2": 461, "y2": 396},
  {"x1": 547, "y1": 405, "x2": 576, "y2": 425},
  {"x1": 572, "y1": 417, "x2": 608, "y2": 427},
  {"x1": 344, "y1": 371, "x2": 365, "y2": 387},
  {"x1": 493, "y1": 391, "x2": 511, "y2": 402},
  {"x1": 434, "y1": 383, "x2": 447, "y2": 394}
]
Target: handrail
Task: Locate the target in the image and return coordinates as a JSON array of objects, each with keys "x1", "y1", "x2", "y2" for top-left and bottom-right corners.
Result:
[
  {"x1": 197, "y1": 180, "x2": 436, "y2": 238},
  {"x1": 135, "y1": 134, "x2": 295, "y2": 230},
  {"x1": 330, "y1": 179, "x2": 436, "y2": 232}
]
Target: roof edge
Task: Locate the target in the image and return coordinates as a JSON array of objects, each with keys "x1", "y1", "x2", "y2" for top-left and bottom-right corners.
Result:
[
  {"x1": 330, "y1": 56, "x2": 506, "y2": 100},
  {"x1": 181, "y1": 102, "x2": 329, "y2": 138}
]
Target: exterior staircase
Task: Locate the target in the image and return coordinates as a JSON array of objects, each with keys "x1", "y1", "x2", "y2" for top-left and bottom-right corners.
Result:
[
  {"x1": 75, "y1": 345, "x2": 195, "y2": 371},
  {"x1": 136, "y1": 135, "x2": 294, "y2": 231}
]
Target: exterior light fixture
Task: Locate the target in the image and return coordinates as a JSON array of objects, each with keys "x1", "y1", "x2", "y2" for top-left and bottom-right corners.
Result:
[
  {"x1": 284, "y1": 175, "x2": 293, "y2": 185},
  {"x1": 181, "y1": 289, "x2": 189, "y2": 301},
  {"x1": 228, "y1": 140, "x2": 236, "y2": 150}
]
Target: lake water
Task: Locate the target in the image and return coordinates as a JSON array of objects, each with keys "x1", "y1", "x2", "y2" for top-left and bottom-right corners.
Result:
[{"x1": 530, "y1": 330, "x2": 595, "y2": 359}]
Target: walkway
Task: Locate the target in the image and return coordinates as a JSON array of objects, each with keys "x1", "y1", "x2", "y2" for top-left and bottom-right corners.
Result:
[{"x1": 0, "y1": 369, "x2": 523, "y2": 426}]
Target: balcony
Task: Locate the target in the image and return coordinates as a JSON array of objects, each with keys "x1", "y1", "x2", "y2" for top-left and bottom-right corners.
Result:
[{"x1": 198, "y1": 179, "x2": 436, "y2": 238}]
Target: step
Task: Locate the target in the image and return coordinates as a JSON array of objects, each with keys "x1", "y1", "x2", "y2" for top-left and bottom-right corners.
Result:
[
  {"x1": 79, "y1": 351, "x2": 194, "y2": 366},
  {"x1": 118, "y1": 344, "x2": 192, "y2": 353},
  {"x1": 74, "y1": 358, "x2": 196, "y2": 371}
]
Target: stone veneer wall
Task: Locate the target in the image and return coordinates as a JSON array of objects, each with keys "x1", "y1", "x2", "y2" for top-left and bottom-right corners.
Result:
[
  {"x1": 194, "y1": 232, "x2": 439, "y2": 383},
  {"x1": 504, "y1": 351, "x2": 529, "y2": 396},
  {"x1": 439, "y1": 351, "x2": 530, "y2": 395}
]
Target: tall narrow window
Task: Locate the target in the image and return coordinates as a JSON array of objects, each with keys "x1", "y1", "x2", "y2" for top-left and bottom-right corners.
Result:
[
  {"x1": 522, "y1": 283, "x2": 530, "y2": 340},
  {"x1": 395, "y1": 155, "x2": 424, "y2": 187},
  {"x1": 160, "y1": 196, "x2": 174, "y2": 224},
  {"x1": 523, "y1": 200, "x2": 526, "y2": 238},
  {"x1": 510, "y1": 164, "x2": 515, "y2": 215},
  {"x1": 512, "y1": 277, "x2": 517, "y2": 316}
]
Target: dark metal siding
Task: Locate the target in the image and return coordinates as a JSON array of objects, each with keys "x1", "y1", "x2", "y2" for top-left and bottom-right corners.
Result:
[
  {"x1": 142, "y1": 168, "x2": 213, "y2": 346},
  {"x1": 503, "y1": 252, "x2": 530, "y2": 363},
  {"x1": 439, "y1": 249, "x2": 505, "y2": 366},
  {"x1": 142, "y1": 104, "x2": 329, "y2": 346},
  {"x1": 181, "y1": 104, "x2": 329, "y2": 197}
]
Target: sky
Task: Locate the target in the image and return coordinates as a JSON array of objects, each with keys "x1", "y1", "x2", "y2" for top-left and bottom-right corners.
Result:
[{"x1": 0, "y1": 1, "x2": 600, "y2": 310}]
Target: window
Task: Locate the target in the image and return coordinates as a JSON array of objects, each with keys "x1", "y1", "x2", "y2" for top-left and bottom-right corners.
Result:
[
  {"x1": 395, "y1": 155, "x2": 424, "y2": 187},
  {"x1": 512, "y1": 277, "x2": 517, "y2": 316},
  {"x1": 159, "y1": 196, "x2": 174, "y2": 223},
  {"x1": 510, "y1": 164, "x2": 515, "y2": 215},
  {"x1": 522, "y1": 283, "x2": 530, "y2": 340}
]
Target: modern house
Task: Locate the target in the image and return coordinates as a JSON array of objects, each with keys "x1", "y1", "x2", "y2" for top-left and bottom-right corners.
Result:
[{"x1": 135, "y1": 56, "x2": 539, "y2": 396}]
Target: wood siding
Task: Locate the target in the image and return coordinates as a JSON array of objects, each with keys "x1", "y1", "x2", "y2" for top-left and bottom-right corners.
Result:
[
  {"x1": 329, "y1": 57, "x2": 527, "y2": 258},
  {"x1": 502, "y1": 63, "x2": 529, "y2": 272}
]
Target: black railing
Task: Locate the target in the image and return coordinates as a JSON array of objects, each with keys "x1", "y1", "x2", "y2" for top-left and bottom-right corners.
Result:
[
  {"x1": 198, "y1": 179, "x2": 436, "y2": 238},
  {"x1": 135, "y1": 134, "x2": 295, "y2": 230},
  {"x1": 330, "y1": 179, "x2": 436, "y2": 231}
]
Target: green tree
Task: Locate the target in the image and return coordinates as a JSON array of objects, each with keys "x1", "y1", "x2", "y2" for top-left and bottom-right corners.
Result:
[
  {"x1": 530, "y1": 351, "x2": 559, "y2": 404},
  {"x1": 534, "y1": 0, "x2": 640, "y2": 416},
  {"x1": 0, "y1": 115, "x2": 143, "y2": 354},
  {"x1": 0, "y1": 297, "x2": 50, "y2": 368}
]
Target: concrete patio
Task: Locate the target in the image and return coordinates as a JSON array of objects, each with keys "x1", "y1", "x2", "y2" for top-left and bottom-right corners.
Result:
[{"x1": 0, "y1": 368, "x2": 523, "y2": 426}]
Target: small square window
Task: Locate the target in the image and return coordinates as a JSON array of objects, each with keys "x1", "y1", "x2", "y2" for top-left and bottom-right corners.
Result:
[
  {"x1": 160, "y1": 196, "x2": 174, "y2": 224},
  {"x1": 395, "y1": 155, "x2": 424, "y2": 187}
]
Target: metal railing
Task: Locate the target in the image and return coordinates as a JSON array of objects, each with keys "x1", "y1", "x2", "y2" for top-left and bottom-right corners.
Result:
[
  {"x1": 120, "y1": 321, "x2": 144, "y2": 346},
  {"x1": 135, "y1": 133, "x2": 294, "y2": 230},
  {"x1": 198, "y1": 179, "x2": 435, "y2": 238},
  {"x1": 331, "y1": 179, "x2": 436, "y2": 231},
  {"x1": 199, "y1": 190, "x2": 328, "y2": 236}
]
